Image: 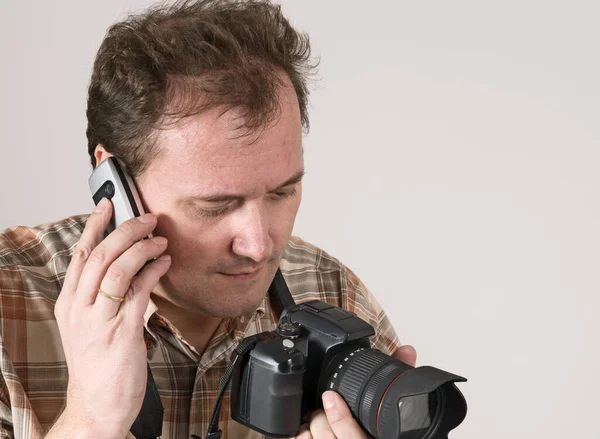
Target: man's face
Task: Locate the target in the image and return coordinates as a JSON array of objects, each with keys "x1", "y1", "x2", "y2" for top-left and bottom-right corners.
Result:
[{"x1": 135, "y1": 77, "x2": 304, "y2": 318}]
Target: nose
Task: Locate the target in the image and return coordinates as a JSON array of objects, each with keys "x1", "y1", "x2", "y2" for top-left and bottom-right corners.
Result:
[{"x1": 231, "y1": 200, "x2": 273, "y2": 263}]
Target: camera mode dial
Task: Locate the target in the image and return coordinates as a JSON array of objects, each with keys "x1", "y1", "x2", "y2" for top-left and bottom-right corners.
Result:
[{"x1": 276, "y1": 321, "x2": 302, "y2": 339}]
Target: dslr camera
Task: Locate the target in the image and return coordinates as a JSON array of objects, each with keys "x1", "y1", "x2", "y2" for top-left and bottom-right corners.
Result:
[{"x1": 224, "y1": 272, "x2": 468, "y2": 439}]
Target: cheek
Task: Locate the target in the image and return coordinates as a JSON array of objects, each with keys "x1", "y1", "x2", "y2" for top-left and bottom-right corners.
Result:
[
  {"x1": 151, "y1": 191, "x2": 302, "y2": 261},
  {"x1": 155, "y1": 211, "x2": 233, "y2": 263}
]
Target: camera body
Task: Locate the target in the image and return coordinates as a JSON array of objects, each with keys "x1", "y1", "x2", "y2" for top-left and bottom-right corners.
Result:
[{"x1": 230, "y1": 299, "x2": 375, "y2": 438}]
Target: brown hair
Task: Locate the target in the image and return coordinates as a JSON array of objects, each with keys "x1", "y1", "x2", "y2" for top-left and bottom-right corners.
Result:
[{"x1": 86, "y1": 0, "x2": 318, "y2": 177}]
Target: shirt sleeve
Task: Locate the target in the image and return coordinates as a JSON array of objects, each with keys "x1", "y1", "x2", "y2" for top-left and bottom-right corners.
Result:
[
  {"x1": 338, "y1": 263, "x2": 402, "y2": 356},
  {"x1": 0, "y1": 350, "x2": 14, "y2": 439}
]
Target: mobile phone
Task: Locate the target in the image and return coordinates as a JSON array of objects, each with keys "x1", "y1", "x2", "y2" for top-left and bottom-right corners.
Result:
[{"x1": 88, "y1": 157, "x2": 153, "y2": 239}]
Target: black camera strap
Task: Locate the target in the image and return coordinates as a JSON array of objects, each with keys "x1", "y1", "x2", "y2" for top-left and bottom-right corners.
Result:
[
  {"x1": 267, "y1": 269, "x2": 296, "y2": 320},
  {"x1": 130, "y1": 363, "x2": 164, "y2": 439},
  {"x1": 200, "y1": 338, "x2": 258, "y2": 439}
]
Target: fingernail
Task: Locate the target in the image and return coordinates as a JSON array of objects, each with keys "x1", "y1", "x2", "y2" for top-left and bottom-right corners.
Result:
[
  {"x1": 139, "y1": 213, "x2": 155, "y2": 223},
  {"x1": 157, "y1": 254, "x2": 171, "y2": 262},
  {"x1": 322, "y1": 391, "x2": 335, "y2": 409},
  {"x1": 94, "y1": 198, "x2": 108, "y2": 212}
]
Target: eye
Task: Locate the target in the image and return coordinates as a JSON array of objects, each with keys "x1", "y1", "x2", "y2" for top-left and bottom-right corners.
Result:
[
  {"x1": 192, "y1": 202, "x2": 235, "y2": 218},
  {"x1": 270, "y1": 187, "x2": 298, "y2": 200},
  {"x1": 195, "y1": 207, "x2": 232, "y2": 218}
]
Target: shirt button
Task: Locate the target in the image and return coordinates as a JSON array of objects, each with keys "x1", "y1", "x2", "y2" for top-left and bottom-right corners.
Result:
[{"x1": 145, "y1": 340, "x2": 154, "y2": 350}]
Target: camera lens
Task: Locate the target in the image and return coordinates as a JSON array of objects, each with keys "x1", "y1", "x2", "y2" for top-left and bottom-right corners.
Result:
[
  {"x1": 322, "y1": 348, "x2": 466, "y2": 439},
  {"x1": 104, "y1": 181, "x2": 115, "y2": 199},
  {"x1": 397, "y1": 392, "x2": 438, "y2": 439}
]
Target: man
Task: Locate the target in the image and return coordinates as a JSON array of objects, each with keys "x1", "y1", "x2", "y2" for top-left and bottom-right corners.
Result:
[{"x1": 0, "y1": 1, "x2": 416, "y2": 438}]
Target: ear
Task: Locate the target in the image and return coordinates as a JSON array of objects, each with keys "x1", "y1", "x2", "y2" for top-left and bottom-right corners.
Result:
[{"x1": 94, "y1": 144, "x2": 114, "y2": 167}]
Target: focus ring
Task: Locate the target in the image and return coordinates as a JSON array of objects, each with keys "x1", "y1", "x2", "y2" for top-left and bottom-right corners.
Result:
[
  {"x1": 360, "y1": 361, "x2": 400, "y2": 422},
  {"x1": 333, "y1": 349, "x2": 387, "y2": 413}
]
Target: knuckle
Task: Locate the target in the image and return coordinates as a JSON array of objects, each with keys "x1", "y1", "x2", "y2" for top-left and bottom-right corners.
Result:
[
  {"x1": 106, "y1": 263, "x2": 127, "y2": 283},
  {"x1": 74, "y1": 246, "x2": 91, "y2": 263},
  {"x1": 89, "y1": 246, "x2": 107, "y2": 264},
  {"x1": 328, "y1": 415, "x2": 346, "y2": 429},
  {"x1": 134, "y1": 239, "x2": 150, "y2": 253},
  {"x1": 118, "y1": 219, "x2": 136, "y2": 236}
]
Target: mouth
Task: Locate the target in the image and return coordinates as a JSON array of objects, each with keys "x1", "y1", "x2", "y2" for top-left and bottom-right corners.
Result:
[{"x1": 218, "y1": 266, "x2": 264, "y2": 281}]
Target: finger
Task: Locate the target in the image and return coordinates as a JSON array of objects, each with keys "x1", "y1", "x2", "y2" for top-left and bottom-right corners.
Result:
[
  {"x1": 308, "y1": 409, "x2": 336, "y2": 439},
  {"x1": 392, "y1": 345, "x2": 417, "y2": 367},
  {"x1": 61, "y1": 198, "x2": 113, "y2": 298},
  {"x1": 119, "y1": 254, "x2": 172, "y2": 327},
  {"x1": 293, "y1": 426, "x2": 314, "y2": 439},
  {"x1": 93, "y1": 236, "x2": 169, "y2": 321},
  {"x1": 74, "y1": 213, "x2": 157, "y2": 307},
  {"x1": 322, "y1": 391, "x2": 368, "y2": 439}
]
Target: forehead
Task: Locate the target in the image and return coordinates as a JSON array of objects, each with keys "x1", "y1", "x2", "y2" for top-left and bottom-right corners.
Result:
[{"x1": 143, "y1": 82, "x2": 303, "y2": 197}]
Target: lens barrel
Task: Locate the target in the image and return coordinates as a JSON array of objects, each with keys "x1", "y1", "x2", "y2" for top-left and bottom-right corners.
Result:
[{"x1": 322, "y1": 348, "x2": 467, "y2": 439}]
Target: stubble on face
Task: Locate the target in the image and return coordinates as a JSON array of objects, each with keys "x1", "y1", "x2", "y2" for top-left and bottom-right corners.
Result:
[{"x1": 137, "y1": 73, "x2": 304, "y2": 318}]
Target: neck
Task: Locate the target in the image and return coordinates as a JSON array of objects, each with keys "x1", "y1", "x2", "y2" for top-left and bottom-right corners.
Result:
[{"x1": 150, "y1": 292, "x2": 223, "y2": 356}]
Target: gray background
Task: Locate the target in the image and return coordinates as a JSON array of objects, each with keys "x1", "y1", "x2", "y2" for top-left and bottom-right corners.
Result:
[{"x1": 1, "y1": 1, "x2": 599, "y2": 438}]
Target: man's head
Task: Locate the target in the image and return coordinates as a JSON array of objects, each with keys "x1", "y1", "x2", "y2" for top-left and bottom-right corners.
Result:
[{"x1": 87, "y1": 0, "x2": 317, "y2": 317}]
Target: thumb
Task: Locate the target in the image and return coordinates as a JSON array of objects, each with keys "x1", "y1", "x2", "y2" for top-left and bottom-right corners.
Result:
[
  {"x1": 392, "y1": 344, "x2": 417, "y2": 367},
  {"x1": 322, "y1": 391, "x2": 368, "y2": 439}
]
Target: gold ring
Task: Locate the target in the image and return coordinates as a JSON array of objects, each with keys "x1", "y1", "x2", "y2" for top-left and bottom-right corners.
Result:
[{"x1": 98, "y1": 289, "x2": 125, "y2": 303}]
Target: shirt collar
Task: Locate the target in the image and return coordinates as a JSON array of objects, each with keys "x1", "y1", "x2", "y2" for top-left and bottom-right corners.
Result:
[{"x1": 143, "y1": 285, "x2": 269, "y2": 337}]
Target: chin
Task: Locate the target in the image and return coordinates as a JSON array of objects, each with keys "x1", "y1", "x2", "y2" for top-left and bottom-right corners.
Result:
[
  {"x1": 196, "y1": 294, "x2": 266, "y2": 318},
  {"x1": 180, "y1": 276, "x2": 270, "y2": 318},
  {"x1": 208, "y1": 265, "x2": 278, "y2": 316},
  {"x1": 163, "y1": 263, "x2": 278, "y2": 317}
]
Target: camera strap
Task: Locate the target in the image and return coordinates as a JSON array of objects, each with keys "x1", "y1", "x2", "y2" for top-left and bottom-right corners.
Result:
[
  {"x1": 267, "y1": 269, "x2": 296, "y2": 322},
  {"x1": 200, "y1": 337, "x2": 258, "y2": 439},
  {"x1": 130, "y1": 363, "x2": 164, "y2": 439}
]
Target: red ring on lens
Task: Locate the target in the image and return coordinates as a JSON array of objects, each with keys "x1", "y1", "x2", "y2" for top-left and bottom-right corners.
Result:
[{"x1": 376, "y1": 370, "x2": 409, "y2": 438}]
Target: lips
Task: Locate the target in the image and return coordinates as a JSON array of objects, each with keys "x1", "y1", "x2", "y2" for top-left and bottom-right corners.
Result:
[
  {"x1": 223, "y1": 270, "x2": 258, "y2": 276},
  {"x1": 219, "y1": 266, "x2": 264, "y2": 280}
]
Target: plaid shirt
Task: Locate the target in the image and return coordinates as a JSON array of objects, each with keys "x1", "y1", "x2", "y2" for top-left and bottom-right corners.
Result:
[{"x1": 0, "y1": 215, "x2": 401, "y2": 439}]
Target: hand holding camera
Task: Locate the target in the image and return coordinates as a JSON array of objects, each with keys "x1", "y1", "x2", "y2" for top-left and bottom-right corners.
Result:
[{"x1": 294, "y1": 345, "x2": 418, "y2": 439}]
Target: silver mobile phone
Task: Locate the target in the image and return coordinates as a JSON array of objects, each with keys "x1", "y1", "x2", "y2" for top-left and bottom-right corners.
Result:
[{"x1": 88, "y1": 157, "x2": 153, "y2": 239}]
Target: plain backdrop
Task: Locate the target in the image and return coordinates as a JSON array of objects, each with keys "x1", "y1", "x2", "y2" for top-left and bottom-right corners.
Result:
[{"x1": 1, "y1": 1, "x2": 599, "y2": 438}]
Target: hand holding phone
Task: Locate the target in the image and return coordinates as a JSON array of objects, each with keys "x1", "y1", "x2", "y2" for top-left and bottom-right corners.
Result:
[{"x1": 48, "y1": 159, "x2": 169, "y2": 439}]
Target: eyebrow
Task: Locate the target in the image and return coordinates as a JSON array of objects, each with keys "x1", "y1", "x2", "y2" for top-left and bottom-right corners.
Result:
[{"x1": 186, "y1": 169, "x2": 306, "y2": 203}]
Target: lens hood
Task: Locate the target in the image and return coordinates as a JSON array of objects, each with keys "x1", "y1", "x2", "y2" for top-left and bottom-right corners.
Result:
[{"x1": 376, "y1": 366, "x2": 467, "y2": 439}]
